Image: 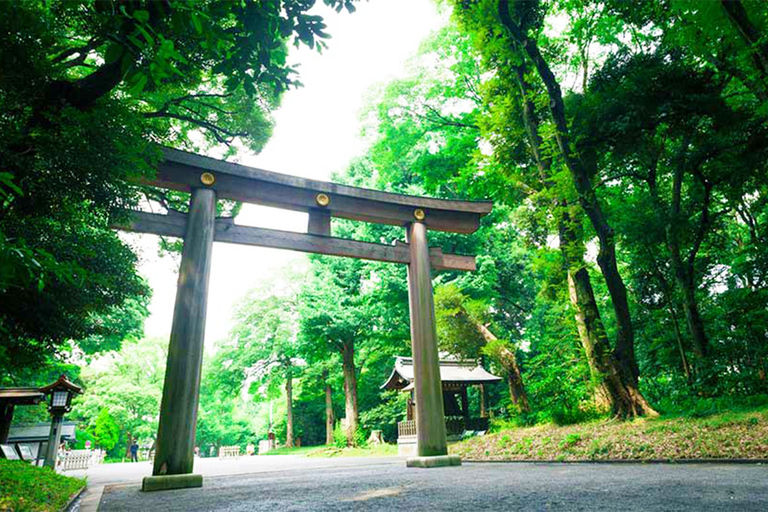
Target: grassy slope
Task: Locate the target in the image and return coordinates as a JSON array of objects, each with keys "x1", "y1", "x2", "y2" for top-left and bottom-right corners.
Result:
[
  {"x1": 450, "y1": 406, "x2": 768, "y2": 462},
  {"x1": 0, "y1": 459, "x2": 85, "y2": 512}
]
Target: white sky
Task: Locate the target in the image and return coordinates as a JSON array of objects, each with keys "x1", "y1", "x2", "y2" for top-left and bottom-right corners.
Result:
[{"x1": 121, "y1": 0, "x2": 446, "y2": 349}]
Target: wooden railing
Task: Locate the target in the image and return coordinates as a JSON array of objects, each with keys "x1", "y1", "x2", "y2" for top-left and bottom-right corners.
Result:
[
  {"x1": 397, "y1": 420, "x2": 417, "y2": 437},
  {"x1": 397, "y1": 417, "x2": 490, "y2": 439},
  {"x1": 62, "y1": 450, "x2": 91, "y2": 470},
  {"x1": 218, "y1": 445, "x2": 240, "y2": 459}
]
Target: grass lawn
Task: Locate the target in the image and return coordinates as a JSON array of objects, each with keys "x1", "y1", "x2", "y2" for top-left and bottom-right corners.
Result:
[
  {"x1": 260, "y1": 444, "x2": 398, "y2": 458},
  {"x1": 259, "y1": 446, "x2": 320, "y2": 456},
  {"x1": 0, "y1": 459, "x2": 85, "y2": 512},
  {"x1": 306, "y1": 444, "x2": 398, "y2": 458},
  {"x1": 451, "y1": 405, "x2": 768, "y2": 462}
]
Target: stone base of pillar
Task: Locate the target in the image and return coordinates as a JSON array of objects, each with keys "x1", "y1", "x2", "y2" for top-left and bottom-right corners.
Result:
[
  {"x1": 406, "y1": 455, "x2": 461, "y2": 468},
  {"x1": 141, "y1": 474, "x2": 203, "y2": 492}
]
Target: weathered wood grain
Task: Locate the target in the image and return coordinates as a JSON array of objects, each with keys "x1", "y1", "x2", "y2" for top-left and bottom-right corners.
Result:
[
  {"x1": 406, "y1": 221, "x2": 448, "y2": 457},
  {"x1": 152, "y1": 189, "x2": 215, "y2": 477}
]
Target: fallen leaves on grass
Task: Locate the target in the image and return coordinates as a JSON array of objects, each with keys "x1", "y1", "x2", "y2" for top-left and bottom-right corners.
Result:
[{"x1": 450, "y1": 408, "x2": 768, "y2": 462}]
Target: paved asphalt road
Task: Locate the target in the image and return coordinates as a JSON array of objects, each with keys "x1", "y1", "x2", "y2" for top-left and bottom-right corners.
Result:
[{"x1": 93, "y1": 457, "x2": 768, "y2": 511}]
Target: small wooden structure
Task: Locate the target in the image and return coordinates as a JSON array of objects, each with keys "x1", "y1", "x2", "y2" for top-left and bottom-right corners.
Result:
[
  {"x1": 38, "y1": 375, "x2": 83, "y2": 469},
  {"x1": 0, "y1": 387, "x2": 45, "y2": 444},
  {"x1": 5, "y1": 422, "x2": 77, "y2": 465},
  {"x1": 382, "y1": 356, "x2": 501, "y2": 455},
  {"x1": 112, "y1": 147, "x2": 491, "y2": 485}
]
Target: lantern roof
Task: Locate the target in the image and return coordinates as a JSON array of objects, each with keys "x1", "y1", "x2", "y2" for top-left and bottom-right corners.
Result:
[{"x1": 38, "y1": 375, "x2": 83, "y2": 395}]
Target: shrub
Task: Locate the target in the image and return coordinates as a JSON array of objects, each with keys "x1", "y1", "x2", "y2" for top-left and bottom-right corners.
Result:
[
  {"x1": 559, "y1": 432, "x2": 582, "y2": 449},
  {"x1": 0, "y1": 459, "x2": 84, "y2": 512},
  {"x1": 333, "y1": 422, "x2": 347, "y2": 449}
]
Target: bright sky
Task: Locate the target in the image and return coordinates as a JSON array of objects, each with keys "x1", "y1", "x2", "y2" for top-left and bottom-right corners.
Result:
[{"x1": 121, "y1": 0, "x2": 446, "y2": 348}]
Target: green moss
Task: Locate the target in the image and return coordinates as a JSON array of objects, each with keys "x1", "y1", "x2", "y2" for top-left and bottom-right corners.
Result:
[{"x1": 0, "y1": 459, "x2": 85, "y2": 512}]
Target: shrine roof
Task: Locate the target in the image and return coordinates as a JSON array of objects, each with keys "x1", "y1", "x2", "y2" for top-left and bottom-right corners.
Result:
[
  {"x1": 0, "y1": 388, "x2": 45, "y2": 405},
  {"x1": 8, "y1": 422, "x2": 77, "y2": 443},
  {"x1": 381, "y1": 356, "x2": 502, "y2": 390}
]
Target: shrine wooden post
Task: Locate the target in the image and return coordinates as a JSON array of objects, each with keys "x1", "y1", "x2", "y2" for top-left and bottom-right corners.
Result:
[
  {"x1": 112, "y1": 147, "x2": 490, "y2": 488},
  {"x1": 146, "y1": 186, "x2": 215, "y2": 490}
]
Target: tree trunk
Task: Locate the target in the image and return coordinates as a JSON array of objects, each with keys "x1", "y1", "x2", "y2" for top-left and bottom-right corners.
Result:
[
  {"x1": 499, "y1": 4, "x2": 641, "y2": 388},
  {"x1": 124, "y1": 432, "x2": 133, "y2": 459},
  {"x1": 476, "y1": 322, "x2": 530, "y2": 413},
  {"x1": 678, "y1": 275, "x2": 709, "y2": 359},
  {"x1": 568, "y1": 267, "x2": 657, "y2": 417},
  {"x1": 666, "y1": 164, "x2": 710, "y2": 359},
  {"x1": 341, "y1": 341, "x2": 358, "y2": 446},
  {"x1": 498, "y1": 6, "x2": 653, "y2": 416},
  {"x1": 479, "y1": 383, "x2": 487, "y2": 418},
  {"x1": 721, "y1": 0, "x2": 768, "y2": 81},
  {"x1": 285, "y1": 365, "x2": 293, "y2": 448},
  {"x1": 323, "y1": 369, "x2": 334, "y2": 445},
  {"x1": 512, "y1": 56, "x2": 647, "y2": 415},
  {"x1": 668, "y1": 303, "x2": 693, "y2": 384}
]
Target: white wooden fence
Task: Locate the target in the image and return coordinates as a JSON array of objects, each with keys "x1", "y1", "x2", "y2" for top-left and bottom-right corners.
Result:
[
  {"x1": 218, "y1": 445, "x2": 240, "y2": 459},
  {"x1": 62, "y1": 450, "x2": 91, "y2": 470}
]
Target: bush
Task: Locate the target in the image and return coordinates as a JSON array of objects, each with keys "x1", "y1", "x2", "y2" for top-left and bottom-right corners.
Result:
[
  {"x1": 653, "y1": 393, "x2": 768, "y2": 418},
  {"x1": 0, "y1": 459, "x2": 84, "y2": 512},
  {"x1": 332, "y1": 422, "x2": 346, "y2": 448},
  {"x1": 332, "y1": 422, "x2": 370, "y2": 448},
  {"x1": 354, "y1": 426, "x2": 369, "y2": 448},
  {"x1": 549, "y1": 402, "x2": 603, "y2": 426}
]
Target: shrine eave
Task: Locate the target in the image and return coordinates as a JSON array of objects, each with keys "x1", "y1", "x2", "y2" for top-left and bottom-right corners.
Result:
[{"x1": 381, "y1": 356, "x2": 503, "y2": 390}]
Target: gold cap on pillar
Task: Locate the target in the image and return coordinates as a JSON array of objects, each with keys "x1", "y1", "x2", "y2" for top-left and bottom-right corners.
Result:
[
  {"x1": 413, "y1": 208, "x2": 426, "y2": 221},
  {"x1": 200, "y1": 172, "x2": 216, "y2": 186},
  {"x1": 316, "y1": 193, "x2": 330, "y2": 207}
]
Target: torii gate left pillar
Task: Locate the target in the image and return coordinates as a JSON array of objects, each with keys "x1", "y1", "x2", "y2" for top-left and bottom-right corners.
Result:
[{"x1": 143, "y1": 187, "x2": 215, "y2": 491}]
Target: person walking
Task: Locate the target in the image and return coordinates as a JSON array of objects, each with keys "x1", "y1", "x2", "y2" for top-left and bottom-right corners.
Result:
[{"x1": 130, "y1": 441, "x2": 139, "y2": 462}]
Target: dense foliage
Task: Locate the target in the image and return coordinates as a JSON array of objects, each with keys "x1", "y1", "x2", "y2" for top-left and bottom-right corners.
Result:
[
  {"x1": 0, "y1": 0, "x2": 354, "y2": 378},
  {"x1": 5, "y1": 0, "x2": 768, "y2": 453}
]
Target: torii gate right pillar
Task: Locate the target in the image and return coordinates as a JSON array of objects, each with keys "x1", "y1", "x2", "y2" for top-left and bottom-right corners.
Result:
[{"x1": 405, "y1": 220, "x2": 460, "y2": 467}]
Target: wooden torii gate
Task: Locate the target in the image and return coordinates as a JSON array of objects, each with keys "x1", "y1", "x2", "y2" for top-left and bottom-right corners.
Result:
[{"x1": 119, "y1": 147, "x2": 492, "y2": 491}]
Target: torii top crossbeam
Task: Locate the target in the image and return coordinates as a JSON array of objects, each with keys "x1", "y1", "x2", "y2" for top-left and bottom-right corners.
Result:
[{"x1": 153, "y1": 147, "x2": 492, "y2": 234}]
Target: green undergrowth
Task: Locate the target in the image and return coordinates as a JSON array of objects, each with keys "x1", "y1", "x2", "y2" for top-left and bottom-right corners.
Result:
[
  {"x1": 259, "y1": 446, "x2": 319, "y2": 456},
  {"x1": 0, "y1": 459, "x2": 85, "y2": 512},
  {"x1": 306, "y1": 444, "x2": 398, "y2": 458},
  {"x1": 259, "y1": 444, "x2": 397, "y2": 458},
  {"x1": 451, "y1": 405, "x2": 768, "y2": 462}
]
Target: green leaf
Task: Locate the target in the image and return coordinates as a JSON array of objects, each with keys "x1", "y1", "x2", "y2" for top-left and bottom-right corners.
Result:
[
  {"x1": 104, "y1": 43, "x2": 124, "y2": 64},
  {"x1": 135, "y1": 24, "x2": 155, "y2": 47},
  {"x1": 133, "y1": 9, "x2": 150, "y2": 23},
  {"x1": 128, "y1": 73, "x2": 148, "y2": 95},
  {"x1": 191, "y1": 13, "x2": 203, "y2": 34}
]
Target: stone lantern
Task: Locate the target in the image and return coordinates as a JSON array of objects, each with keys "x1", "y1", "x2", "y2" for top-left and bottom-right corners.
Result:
[{"x1": 40, "y1": 375, "x2": 82, "y2": 469}]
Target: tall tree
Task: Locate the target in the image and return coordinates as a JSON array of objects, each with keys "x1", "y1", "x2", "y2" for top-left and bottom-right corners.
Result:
[
  {"x1": 226, "y1": 276, "x2": 303, "y2": 447},
  {"x1": 0, "y1": 0, "x2": 355, "y2": 377},
  {"x1": 299, "y1": 257, "x2": 369, "y2": 445}
]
